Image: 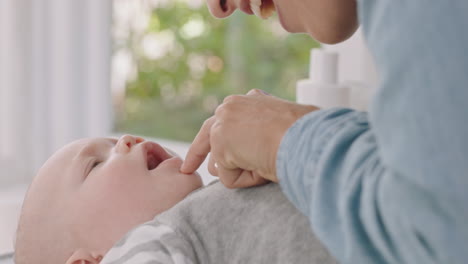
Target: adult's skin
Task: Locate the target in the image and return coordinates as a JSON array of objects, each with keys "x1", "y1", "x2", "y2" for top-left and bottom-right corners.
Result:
[
  {"x1": 180, "y1": 0, "x2": 358, "y2": 187},
  {"x1": 207, "y1": 0, "x2": 358, "y2": 44},
  {"x1": 183, "y1": 90, "x2": 318, "y2": 188}
]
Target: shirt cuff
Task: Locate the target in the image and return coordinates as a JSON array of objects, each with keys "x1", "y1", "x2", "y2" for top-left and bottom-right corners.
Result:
[{"x1": 276, "y1": 107, "x2": 356, "y2": 217}]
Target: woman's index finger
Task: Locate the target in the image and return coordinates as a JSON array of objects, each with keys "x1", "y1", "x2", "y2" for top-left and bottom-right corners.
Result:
[{"x1": 180, "y1": 117, "x2": 215, "y2": 174}]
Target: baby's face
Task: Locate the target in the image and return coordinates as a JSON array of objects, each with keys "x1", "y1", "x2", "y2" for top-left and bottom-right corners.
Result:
[{"x1": 16, "y1": 135, "x2": 202, "y2": 262}]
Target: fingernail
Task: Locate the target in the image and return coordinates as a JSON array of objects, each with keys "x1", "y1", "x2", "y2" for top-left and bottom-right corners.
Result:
[{"x1": 260, "y1": 90, "x2": 270, "y2": 95}]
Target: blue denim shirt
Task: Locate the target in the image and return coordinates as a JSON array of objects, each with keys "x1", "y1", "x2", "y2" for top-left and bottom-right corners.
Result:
[{"x1": 277, "y1": 1, "x2": 468, "y2": 263}]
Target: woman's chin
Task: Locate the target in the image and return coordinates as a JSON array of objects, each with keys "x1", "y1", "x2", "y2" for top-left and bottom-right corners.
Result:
[{"x1": 276, "y1": 10, "x2": 303, "y2": 34}]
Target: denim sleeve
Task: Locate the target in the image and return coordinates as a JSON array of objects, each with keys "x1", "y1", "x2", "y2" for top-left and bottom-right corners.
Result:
[{"x1": 277, "y1": 1, "x2": 468, "y2": 263}]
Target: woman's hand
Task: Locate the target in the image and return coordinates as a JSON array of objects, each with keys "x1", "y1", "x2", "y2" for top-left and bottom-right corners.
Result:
[{"x1": 181, "y1": 89, "x2": 318, "y2": 188}]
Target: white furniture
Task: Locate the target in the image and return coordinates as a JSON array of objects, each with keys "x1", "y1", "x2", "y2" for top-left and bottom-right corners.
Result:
[{"x1": 0, "y1": 186, "x2": 27, "y2": 256}]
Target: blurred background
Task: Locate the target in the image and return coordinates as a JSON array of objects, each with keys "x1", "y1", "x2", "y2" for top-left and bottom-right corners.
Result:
[
  {"x1": 0, "y1": 0, "x2": 376, "y2": 255},
  {"x1": 112, "y1": 0, "x2": 318, "y2": 142}
]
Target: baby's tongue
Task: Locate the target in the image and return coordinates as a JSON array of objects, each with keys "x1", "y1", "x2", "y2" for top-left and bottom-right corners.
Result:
[{"x1": 147, "y1": 154, "x2": 160, "y2": 170}]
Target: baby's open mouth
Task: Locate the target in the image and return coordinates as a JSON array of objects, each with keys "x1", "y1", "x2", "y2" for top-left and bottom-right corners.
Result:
[{"x1": 144, "y1": 142, "x2": 171, "y2": 170}]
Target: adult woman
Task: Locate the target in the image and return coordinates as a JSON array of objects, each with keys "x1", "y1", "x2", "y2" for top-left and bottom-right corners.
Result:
[{"x1": 181, "y1": 0, "x2": 468, "y2": 263}]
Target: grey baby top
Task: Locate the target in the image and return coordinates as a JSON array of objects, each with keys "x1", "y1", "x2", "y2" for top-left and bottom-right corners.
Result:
[{"x1": 102, "y1": 181, "x2": 337, "y2": 264}]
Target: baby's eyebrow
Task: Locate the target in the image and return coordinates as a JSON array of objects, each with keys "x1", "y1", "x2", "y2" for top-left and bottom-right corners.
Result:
[{"x1": 76, "y1": 138, "x2": 117, "y2": 159}]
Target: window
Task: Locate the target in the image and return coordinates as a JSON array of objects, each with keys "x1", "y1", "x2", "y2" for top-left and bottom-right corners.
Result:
[{"x1": 112, "y1": 0, "x2": 319, "y2": 142}]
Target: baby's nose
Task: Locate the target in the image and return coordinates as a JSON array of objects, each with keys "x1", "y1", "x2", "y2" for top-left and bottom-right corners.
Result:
[{"x1": 117, "y1": 135, "x2": 144, "y2": 152}]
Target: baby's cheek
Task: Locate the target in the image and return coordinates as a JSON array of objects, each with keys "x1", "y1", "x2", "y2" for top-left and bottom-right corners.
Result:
[
  {"x1": 93, "y1": 165, "x2": 145, "y2": 206},
  {"x1": 101, "y1": 160, "x2": 143, "y2": 185}
]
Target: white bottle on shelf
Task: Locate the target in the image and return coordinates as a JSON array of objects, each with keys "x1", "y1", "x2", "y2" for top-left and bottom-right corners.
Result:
[
  {"x1": 343, "y1": 80, "x2": 373, "y2": 111},
  {"x1": 296, "y1": 48, "x2": 350, "y2": 109}
]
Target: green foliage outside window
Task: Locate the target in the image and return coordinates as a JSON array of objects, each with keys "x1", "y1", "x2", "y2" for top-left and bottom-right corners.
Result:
[{"x1": 114, "y1": 1, "x2": 319, "y2": 142}]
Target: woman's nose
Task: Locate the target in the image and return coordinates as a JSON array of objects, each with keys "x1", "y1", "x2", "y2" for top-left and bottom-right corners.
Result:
[
  {"x1": 116, "y1": 135, "x2": 144, "y2": 153},
  {"x1": 206, "y1": 0, "x2": 236, "y2": 18}
]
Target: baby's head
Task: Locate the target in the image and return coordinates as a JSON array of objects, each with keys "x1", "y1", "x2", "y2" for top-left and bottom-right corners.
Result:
[{"x1": 14, "y1": 135, "x2": 202, "y2": 264}]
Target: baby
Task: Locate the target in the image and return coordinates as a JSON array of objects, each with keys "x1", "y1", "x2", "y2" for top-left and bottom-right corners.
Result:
[
  {"x1": 14, "y1": 135, "x2": 203, "y2": 263},
  {"x1": 14, "y1": 135, "x2": 337, "y2": 264}
]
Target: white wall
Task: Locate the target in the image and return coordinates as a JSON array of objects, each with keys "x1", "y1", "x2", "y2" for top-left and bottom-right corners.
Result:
[{"x1": 0, "y1": 0, "x2": 113, "y2": 189}]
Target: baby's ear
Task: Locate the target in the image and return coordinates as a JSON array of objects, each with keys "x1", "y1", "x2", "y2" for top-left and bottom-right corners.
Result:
[{"x1": 65, "y1": 248, "x2": 103, "y2": 264}]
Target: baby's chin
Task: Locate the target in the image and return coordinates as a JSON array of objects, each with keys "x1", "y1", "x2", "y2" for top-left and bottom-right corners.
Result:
[
  {"x1": 158, "y1": 146, "x2": 202, "y2": 184},
  {"x1": 153, "y1": 157, "x2": 203, "y2": 188}
]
